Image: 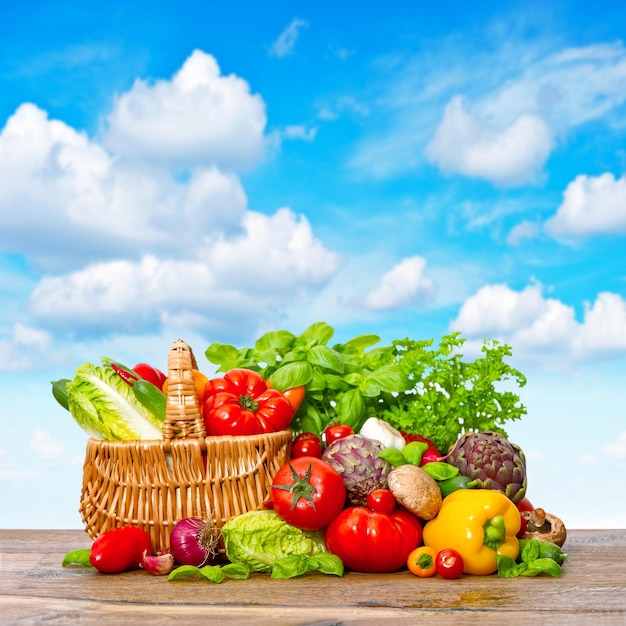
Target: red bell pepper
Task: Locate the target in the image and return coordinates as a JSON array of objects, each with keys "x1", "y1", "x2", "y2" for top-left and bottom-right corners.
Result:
[{"x1": 202, "y1": 368, "x2": 294, "y2": 436}]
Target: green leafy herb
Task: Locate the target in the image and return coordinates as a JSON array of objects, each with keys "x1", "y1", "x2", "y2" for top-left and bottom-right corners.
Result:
[
  {"x1": 62, "y1": 548, "x2": 92, "y2": 567},
  {"x1": 421, "y1": 461, "x2": 459, "y2": 481},
  {"x1": 205, "y1": 323, "x2": 526, "y2": 451},
  {"x1": 496, "y1": 539, "x2": 567, "y2": 578}
]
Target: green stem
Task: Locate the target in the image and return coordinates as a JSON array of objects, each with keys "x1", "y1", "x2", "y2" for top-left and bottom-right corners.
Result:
[{"x1": 483, "y1": 514, "x2": 507, "y2": 551}]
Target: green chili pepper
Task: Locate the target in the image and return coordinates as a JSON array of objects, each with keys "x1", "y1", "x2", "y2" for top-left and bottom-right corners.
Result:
[
  {"x1": 438, "y1": 475, "x2": 477, "y2": 498},
  {"x1": 51, "y1": 378, "x2": 71, "y2": 411},
  {"x1": 132, "y1": 379, "x2": 167, "y2": 421}
]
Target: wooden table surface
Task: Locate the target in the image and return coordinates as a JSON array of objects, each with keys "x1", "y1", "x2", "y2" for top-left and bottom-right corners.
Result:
[{"x1": 1, "y1": 528, "x2": 625, "y2": 625}]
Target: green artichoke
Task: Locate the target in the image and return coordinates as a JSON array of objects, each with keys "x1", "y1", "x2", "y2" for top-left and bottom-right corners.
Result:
[
  {"x1": 321, "y1": 434, "x2": 392, "y2": 506},
  {"x1": 446, "y1": 431, "x2": 527, "y2": 503}
]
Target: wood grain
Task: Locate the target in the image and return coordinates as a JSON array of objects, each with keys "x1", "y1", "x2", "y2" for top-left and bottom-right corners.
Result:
[{"x1": 1, "y1": 529, "x2": 625, "y2": 625}]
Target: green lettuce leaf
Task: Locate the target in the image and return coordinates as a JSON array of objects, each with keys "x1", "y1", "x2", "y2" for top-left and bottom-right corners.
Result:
[
  {"x1": 66, "y1": 362, "x2": 163, "y2": 440},
  {"x1": 221, "y1": 510, "x2": 327, "y2": 573}
]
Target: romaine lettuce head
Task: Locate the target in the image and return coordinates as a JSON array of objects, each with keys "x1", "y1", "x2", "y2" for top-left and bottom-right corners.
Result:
[
  {"x1": 221, "y1": 510, "x2": 327, "y2": 573},
  {"x1": 66, "y1": 362, "x2": 163, "y2": 440}
]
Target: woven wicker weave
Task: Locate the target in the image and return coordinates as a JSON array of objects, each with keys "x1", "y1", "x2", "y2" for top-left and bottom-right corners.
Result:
[{"x1": 79, "y1": 339, "x2": 292, "y2": 551}]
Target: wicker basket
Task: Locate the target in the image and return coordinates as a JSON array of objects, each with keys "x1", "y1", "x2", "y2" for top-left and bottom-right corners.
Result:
[{"x1": 79, "y1": 339, "x2": 292, "y2": 552}]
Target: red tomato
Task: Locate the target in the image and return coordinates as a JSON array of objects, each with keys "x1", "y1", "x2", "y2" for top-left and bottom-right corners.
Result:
[
  {"x1": 516, "y1": 496, "x2": 534, "y2": 512},
  {"x1": 366, "y1": 488, "x2": 396, "y2": 515},
  {"x1": 203, "y1": 369, "x2": 293, "y2": 436},
  {"x1": 292, "y1": 433, "x2": 323, "y2": 459},
  {"x1": 271, "y1": 457, "x2": 346, "y2": 531},
  {"x1": 323, "y1": 424, "x2": 354, "y2": 445},
  {"x1": 435, "y1": 548, "x2": 464, "y2": 579},
  {"x1": 324, "y1": 505, "x2": 422, "y2": 572},
  {"x1": 132, "y1": 363, "x2": 167, "y2": 390}
]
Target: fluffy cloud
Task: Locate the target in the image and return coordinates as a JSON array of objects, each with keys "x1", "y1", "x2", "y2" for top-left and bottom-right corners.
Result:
[
  {"x1": 545, "y1": 173, "x2": 626, "y2": 238},
  {"x1": 31, "y1": 429, "x2": 65, "y2": 461},
  {"x1": 104, "y1": 50, "x2": 267, "y2": 171},
  {"x1": 364, "y1": 256, "x2": 434, "y2": 310},
  {"x1": 0, "y1": 102, "x2": 248, "y2": 271},
  {"x1": 0, "y1": 323, "x2": 52, "y2": 371},
  {"x1": 351, "y1": 39, "x2": 626, "y2": 182},
  {"x1": 451, "y1": 283, "x2": 626, "y2": 365},
  {"x1": 425, "y1": 96, "x2": 553, "y2": 186},
  {"x1": 269, "y1": 18, "x2": 309, "y2": 58},
  {"x1": 28, "y1": 209, "x2": 340, "y2": 335}
]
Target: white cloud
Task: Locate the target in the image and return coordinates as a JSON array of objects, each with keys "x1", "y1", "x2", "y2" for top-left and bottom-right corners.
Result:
[
  {"x1": 0, "y1": 102, "x2": 249, "y2": 271},
  {"x1": 351, "y1": 38, "x2": 626, "y2": 182},
  {"x1": 31, "y1": 429, "x2": 65, "y2": 461},
  {"x1": 269, "y1": 18, "x2": 309, "y2": 58},
  {"x1": 451, "y1": 283, "x2": 626, "y2": 366},
  {"x1": 604, "y1": 431, "x2": 626, "y2": 460},
  {"x1": 507, "y1": 220, "x2": 540, "y2": 245},
  {"x1": 0, "y1": 323, "x2": 51, "y2": 372},
  {"x1": 545, "y1": 173, "x2": 626, "y2": 238},
  {"x1": 283, "y1": 124, "x2": 318, "y2": 141},
  {"x1": 29, "y1": 209, "x2": 340, "y2": 334},
  {"x1": 104, "y1": 50, "x2": 268, "y2": 171},
  {"x1": 364, "y1": 256, "x2": 434, "y2": 310},
  {"x1": 425, "y1": 96, "x2": 554, "y2": 186}
]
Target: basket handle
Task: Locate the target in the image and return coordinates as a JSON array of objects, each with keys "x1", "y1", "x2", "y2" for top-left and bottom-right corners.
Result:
[{"x1": 162, "y1": 339, "x2": 207, "y2": 441}]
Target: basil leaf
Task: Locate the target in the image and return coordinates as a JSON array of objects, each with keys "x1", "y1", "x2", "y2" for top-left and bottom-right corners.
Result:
[
  {"x1": 402, "y1": 441, "x2": 428, "y2": 466},
  {"x1": 255, "y1": 330, "x2": 295, "y2": 353},
  {"x1": 495, "y1": 555, "x2": 520, "y2": 578},
  {"x1": 269, "y1": 361, "x2": 313, "y2": 390},
  {"x1": 422, "y1": 461, "x2": 459, "y2": 481},
  {"x1": 62, "y1": 548, "x2": 92, "y2": 567},
  {"x1": 221, "y1": 562, "x2": 251, "y2": 580},
  {"x1": 359, "y1": 379, "x2": 381, "y2": 397},
  {"x1": 521, "y1": 539, "x2": 541, "y2": 564},
  {"x1": 199, "y1": 565, "x2": 226, "y2": 583},
  {"x1": 204, "y1": 343, "x2": 240, "y2": 365},
  {"x1": 343, "y1": 333, "x2": 381, "y2": 353},
  {"x1": 168, "y1": 565, "x2": 202, "y2": 581},
  {"x1": 522, "y1": 558, "x2": 563, "y2": 578},
  {"x1": 307, "y1": 345, "x2": 344, "y2": 373},
  {"x1": 366, "y1": 363, "x2": 409, "y2": 393},
  {"x1": 271, "y1": 555, "x2": 311, "y2": 579},
  {"x1": 308, "y1": 553, "x2": 344, "y2": 576},
  {"x1": 378, "y1": 447, "x2": 406, "y2": 467},
  {"x1": 300, "y1": 321, "x2": 334, "y2": 346},
  {"x1": 336, "y1": 388, "x2": 365, "y2": 427}
]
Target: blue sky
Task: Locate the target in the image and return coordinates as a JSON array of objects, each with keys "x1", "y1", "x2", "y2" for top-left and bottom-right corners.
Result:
[{"x1": 2, "y1": 0, "x2": 626, "y2": 531}]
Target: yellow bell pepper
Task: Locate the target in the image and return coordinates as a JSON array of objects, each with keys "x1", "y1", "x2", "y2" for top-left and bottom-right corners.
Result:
[{"x1": 422, "y1": 489, "x2": 520, "y2": 575}]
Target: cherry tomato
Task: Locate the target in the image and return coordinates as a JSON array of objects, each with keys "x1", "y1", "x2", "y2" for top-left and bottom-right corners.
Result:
[
  {"x1": 435, "y1": 548, "x2": 464, "y2": 579},
  {"x1": 407, "y1": 546, "x2": 437, "y2": 577},
  {"x1": 292, "y1": 433, "x2": 323, "y2": 459},
  {"x1": 516, "y1": 496, "x2": 534, "y2": 512},
  {"x1": 271, "y1": 457, "x2": 346, "y2": 531},
  {"x1": 517, "y1": 512, "x2": 528, "y2": 538},
  {"x1": 366, "y1": 488, "x2": 396, "y2": 515},
  {"x1": 323, "y1": 424, "x2": 354, "y2": 445}
]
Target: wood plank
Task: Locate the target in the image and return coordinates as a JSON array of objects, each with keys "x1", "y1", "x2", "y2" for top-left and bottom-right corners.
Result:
[{"x1": 1, "y1": 529, "x2": 625, "y2": 624}]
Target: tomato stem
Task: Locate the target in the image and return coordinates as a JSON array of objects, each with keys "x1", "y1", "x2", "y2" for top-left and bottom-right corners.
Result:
[
  {"x1": 273, "y1": 462, "x2": 317, "y2": 511},
  {"x1": 238, "y1": 394, "x2": 260, "y2": 412}
]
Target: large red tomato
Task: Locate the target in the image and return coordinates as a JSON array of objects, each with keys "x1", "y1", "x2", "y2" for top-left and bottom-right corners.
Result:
[
  {"x1": 324, "y1": 503, "x2": 422, "y2": 572},
  {"x1": 203, "y1": 368, "x2": 293, "y2": 436},
  {"x1": 271, "y1": 457, "x2": 346, "y2": 531}
]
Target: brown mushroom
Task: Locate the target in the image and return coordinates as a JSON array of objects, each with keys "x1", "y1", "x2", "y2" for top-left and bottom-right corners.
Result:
[{"x1": 521, "y1": 508, "x2": 567, "y2": 547}]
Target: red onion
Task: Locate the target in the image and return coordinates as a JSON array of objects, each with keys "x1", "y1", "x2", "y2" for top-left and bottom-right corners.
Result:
[{"x1": 169, "y1": 517, "x2": 220, "y2": 567}]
